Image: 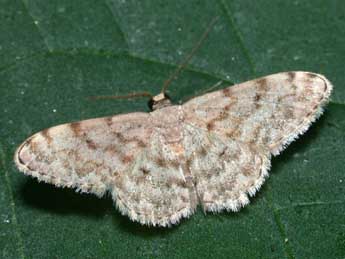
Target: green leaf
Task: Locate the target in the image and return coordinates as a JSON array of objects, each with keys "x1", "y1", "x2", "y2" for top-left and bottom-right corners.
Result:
[{"x1": 1, "y1": 0, "x2": 344, "y2": 258}]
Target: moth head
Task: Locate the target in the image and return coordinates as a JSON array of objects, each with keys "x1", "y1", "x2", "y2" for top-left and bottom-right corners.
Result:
[{"x1": 148, "y1": 93, "x2": 172, "y2": 111}]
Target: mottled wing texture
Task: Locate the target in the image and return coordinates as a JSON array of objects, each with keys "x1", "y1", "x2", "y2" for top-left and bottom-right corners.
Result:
[
  {"x1": 14, "y1": 71, "x2": 333, "y2": 227},
  {"x1": 14, "y1": 113, "x2": 152, "y2": 197},
  {"x1": 184, "y1": 71, "x2": 332, "y2": 155},
  {"x1": 14, "y1": 111, "x2": 197, "y2": 227},
  {"x1": 182, "y1": 71, "x2": 332, "y2": 212},
  {"x1": 182, "y1": 124, "x2": 270, "y2": 212},
  {"x1": 113, "y1": 124, "x2": 198, "y2": 227}
]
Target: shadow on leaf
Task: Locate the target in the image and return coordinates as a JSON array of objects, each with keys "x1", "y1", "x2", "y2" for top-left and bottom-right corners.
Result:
[
  {"x1": 20, "y1": 179, "x2": 113, "y2": 218},
  {"x1": 112, "y1": 212, "x2": 179, "y2": 237},
  {"x1": 271, "y1": 109, "x2": 328, "y2": 173},
  {"x1": 20, "y1": 179, "x2": 179, "y2": 237}
]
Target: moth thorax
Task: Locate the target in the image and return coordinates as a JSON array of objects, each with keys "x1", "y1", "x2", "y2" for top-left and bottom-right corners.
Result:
[{"x1": 149, "y1": 93, "x2": 172, "y2": 111}]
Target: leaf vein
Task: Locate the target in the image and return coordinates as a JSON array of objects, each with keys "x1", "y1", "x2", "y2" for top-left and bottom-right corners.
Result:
[
  {"x1": 21, "y1": 0, "x2": 52, "y2": 52},
  {"x1": 218, "y1": 0, "x2": 256, "y2": 76},
  {"x1": 104, "y1": 0, "x2": 130, "y2": 50},
  {"x1": 265, "y1": 197, "x2": 296, "y2": 259},
  {"x1": 0, "y1": 49, "x2": 235, "y2": 86},
  {"x1": 276, "y1": 200, "x2": 345, "y2": 211}
]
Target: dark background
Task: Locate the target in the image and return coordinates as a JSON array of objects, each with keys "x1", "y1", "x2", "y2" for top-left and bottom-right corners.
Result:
[{"x1": 1, "y1": 0, "x2": 344, "y2": 258}]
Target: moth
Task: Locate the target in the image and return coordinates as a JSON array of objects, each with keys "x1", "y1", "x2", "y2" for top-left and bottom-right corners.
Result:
[{"x1": 14, "y1": 71, "x2": 332, "y2": 227}]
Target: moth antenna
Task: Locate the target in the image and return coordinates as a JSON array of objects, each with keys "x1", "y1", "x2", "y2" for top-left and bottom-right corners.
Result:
[
  {"x1": 89, "y1": 91, "x2": 153, "y2": 100},
  {"x1": 161, "y1": 16, "x2": 220, "y2": 94}
]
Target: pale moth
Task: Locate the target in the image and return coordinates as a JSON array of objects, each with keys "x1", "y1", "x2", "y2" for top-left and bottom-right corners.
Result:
[{"x1": 14, "y1": 19, "x2": 333, "y2": 227}]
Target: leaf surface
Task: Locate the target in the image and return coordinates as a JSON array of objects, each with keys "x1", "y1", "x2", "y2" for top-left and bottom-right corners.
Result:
[{"x1": 1, "y1": 0, "x2": 344, "y2": 258}]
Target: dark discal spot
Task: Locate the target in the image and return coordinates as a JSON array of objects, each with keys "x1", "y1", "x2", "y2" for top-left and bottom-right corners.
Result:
[
  {"x1": 134, "y1": 138, "x2": 147, "y2": 148},
  {"x1": 224, "y1": 103, "x2": 232, "y2": 111},
  {"x1": 114, "y1": 132, "x2": 127, "y2": 143},
  {"x1": 70, "y1": 122, "x2": 82, "y2": 136},
  {"x1": 41, "y1": 128, "x2": 53, "y2": 145},
  {"x1": 207, "y1": 122, "x2": 215, "y2": 131},
  {"x1": 225, "y1": 131, "x2": 234, "y2": 139},
  {"x1": 222, "y1": 88, "x2": 232, "y2": 97},
  {"x1": 122, "y1": 155, "x2": 133, "y2": 164},
  {"x1": 287, "y1": 72, "x2": 296, "y2": 82},
  {"x1": 256, "y1": 78, "x2": 269, "y2": 91},
  {"x1": 105, "y1": 117, "x2": 113, "y2": 127},
  {"x1": 140, "y1": 167, "x2": 150, "y2": 175},
  {"x1": 254, "y1": 93, "x2": 262, "y2": 109},
  {"x1": 219, "y1": 146, "x2": 228, "y2": 157},
  {"x1": 254, "y1": 93, "x2": 261, "y2": 102},
  {"x1": 155, "y1": 157, "x2": 166, "y2": 167},
  {"x1": 86, "y1": 139, "x2": 97, "y2": 150}
]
